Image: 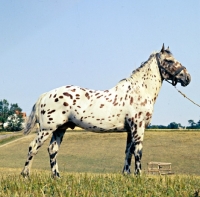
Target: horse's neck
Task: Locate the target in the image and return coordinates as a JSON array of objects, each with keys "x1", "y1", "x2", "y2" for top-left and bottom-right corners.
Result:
[{"x1": 128, "y1": 54, "x2": 163, "y2": 100}]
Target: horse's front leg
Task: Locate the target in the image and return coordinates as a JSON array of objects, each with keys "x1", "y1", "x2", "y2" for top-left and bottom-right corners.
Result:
[
  {"x1": 134, "y1": 136, "x2": 143, "y2": 175},
  {"x1": 123, "y1": 122, "x2": 144, "y2": 175},
  {"x1": 122, "y1": 131, "x2": 133, "y2": 174}
]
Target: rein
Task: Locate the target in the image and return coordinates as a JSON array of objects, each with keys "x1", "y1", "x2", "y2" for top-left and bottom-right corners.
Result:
[
  {"x1": 164, "y1": 73, "x2": 200, "y2": 108},
  {"x1": 174, "y1": 86, "x2": 200, "y2": 108}
]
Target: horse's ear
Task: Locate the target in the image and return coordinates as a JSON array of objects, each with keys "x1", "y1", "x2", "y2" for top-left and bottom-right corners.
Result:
[
  {"x1": 167, "y1": 46, "x2": 170, "y2": 50},
  {"x1": 161, "y1": 43, "x2": 165, "y2": 53}
]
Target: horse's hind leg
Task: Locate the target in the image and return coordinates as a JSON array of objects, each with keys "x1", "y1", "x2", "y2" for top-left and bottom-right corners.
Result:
[
  {"x1": 48, "y1": 129, "x2": 66, "y2": 178},
  {"x1": 21, "y1": 131, "x2": 51, "y2": 177}
]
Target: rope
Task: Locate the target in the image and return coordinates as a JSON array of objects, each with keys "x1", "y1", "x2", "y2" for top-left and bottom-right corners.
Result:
[{"x1": 174, "y1": 86, "x2": 200, "y2": 108}]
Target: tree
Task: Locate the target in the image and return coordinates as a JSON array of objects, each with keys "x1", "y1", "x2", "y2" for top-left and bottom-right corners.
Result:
[
  {"x1": 10, "y1": 103, "x2": 22, "y2": 114},
  {"x1": 167, "y1": 122, "x2": 182, "y2": 129},
  {"x1": 188, "y1": 120, "x2": 196, "y2": 128},
  {"x1": 0, "y1": 99, "x2": 23, "y2": 131},
  {"x1": 5, "y1": 114, "x2": 24, "y2": 131},
  {"x1": 0, "y1": 99, "x2": 10, "y2": 123}
]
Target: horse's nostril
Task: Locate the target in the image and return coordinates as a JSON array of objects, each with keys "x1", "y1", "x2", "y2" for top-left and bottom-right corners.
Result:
[{"x1": 186, "y1": 75, "x2": 191, "y2": 83}]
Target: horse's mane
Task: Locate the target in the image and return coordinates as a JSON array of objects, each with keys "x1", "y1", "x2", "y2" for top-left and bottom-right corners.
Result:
[
  {"x1": 118, "y1": 52, "x2": 157, "y2": 84},
  {"x1": 117, "y1": 49, "x2": 173, "y2": 84}
]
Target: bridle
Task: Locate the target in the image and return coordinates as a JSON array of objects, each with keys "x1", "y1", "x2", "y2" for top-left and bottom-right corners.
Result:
[{"x1": 156, "y1": 53, "x2": 186, "y2": 86}]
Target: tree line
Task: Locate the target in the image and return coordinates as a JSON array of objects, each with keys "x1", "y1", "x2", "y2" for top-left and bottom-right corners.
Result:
[{"x1": 148, "y1": 119, "x2": 200, "y2": 129}]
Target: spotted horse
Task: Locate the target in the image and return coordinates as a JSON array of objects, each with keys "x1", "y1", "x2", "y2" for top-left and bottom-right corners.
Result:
[{"x1": 21, "y1": 44, "x2": 191, "y2": 178}]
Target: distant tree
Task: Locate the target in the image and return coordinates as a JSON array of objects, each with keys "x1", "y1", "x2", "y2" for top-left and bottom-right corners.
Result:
[
  {"x1": 196, "y1": 120, "x2": 200, "y2": 129},
  {"x1": 0, "y1": 99, "x2": 10, "y2": 124},
  {"x1": 10, "y1": 103, "x2": 22, "y2": 114},
  {"x1": 147, "y1": 124, "x2": 168, "y2": 129},
  {"x1": 188, "y1": 120, "x2": 196, "y2": 128},
  {"x1": 4, "y1": 114, "x2": 24, "y2": 131},
  {"x1": 167, "y1": 122, "x2": 182, "y2": 129},
  {"x1": 0, "y1": 99, "x2": 23, "y2": 131}
]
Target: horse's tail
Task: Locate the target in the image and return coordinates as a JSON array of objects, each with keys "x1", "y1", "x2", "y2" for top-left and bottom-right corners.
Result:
[
  {"x1": 24, "y1": 93, "x2": 46, "y2": 135},
  {"x1": 24, "y1": 104, "x2": 37, "y2": 135}
]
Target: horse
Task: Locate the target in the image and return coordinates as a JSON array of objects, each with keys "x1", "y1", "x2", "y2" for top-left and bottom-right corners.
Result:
[{"x1": 21, "y1": 44, "x2": 191, "y2": 177}]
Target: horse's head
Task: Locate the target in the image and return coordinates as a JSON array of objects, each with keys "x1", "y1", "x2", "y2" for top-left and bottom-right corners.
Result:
[{"x1": 156, "y1": 44, "x2": 191, "y2": 86}]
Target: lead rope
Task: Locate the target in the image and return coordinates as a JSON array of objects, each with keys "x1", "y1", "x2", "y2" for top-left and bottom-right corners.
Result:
[{"x1": 174, "y1": 86, "x2": 200, "y2": 108}]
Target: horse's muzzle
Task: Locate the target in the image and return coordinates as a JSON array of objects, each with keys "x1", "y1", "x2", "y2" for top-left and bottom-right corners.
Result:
[{"x1": 181, "y1": 74, "x2": 191, "y2": 87}]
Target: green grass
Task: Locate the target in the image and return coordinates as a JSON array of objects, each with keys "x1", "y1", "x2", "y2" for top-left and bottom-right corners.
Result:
[
  {"x1": 0, "y1": 131, "x2": 200, "y2": 175},
  {"x1": 0, "y1": 131, "x2": 200, "y2": 196},
  {"x1": 0, "y1": 173, "x2": 200, "y2": 197},
  {"x1": 0, "y1": 135, "x2": 23, "y2": 146},
  {"x1": 0, "y1": 172, "x2": 200, "y2": 196}
]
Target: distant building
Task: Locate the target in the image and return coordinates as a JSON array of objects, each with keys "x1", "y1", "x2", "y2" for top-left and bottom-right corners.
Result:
[{"x1": 15, "y1": 110, "x2": 27, "y2": 120}]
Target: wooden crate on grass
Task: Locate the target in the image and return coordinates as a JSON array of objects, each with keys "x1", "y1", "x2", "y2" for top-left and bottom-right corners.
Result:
[{"x1": 147, "y1": 162, "x2": 174, "y2": 175}]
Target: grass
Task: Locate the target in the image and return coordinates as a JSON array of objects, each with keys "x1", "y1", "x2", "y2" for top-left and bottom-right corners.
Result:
[
  {"x1": 0, "y1": 135, "x2": 23, "y2": 146},
  {"x1": 0, "y1": 131, "x2": 200, "y2": 175},
  {"x1": 0, "y1": 130, "x2": 200, "y2": 196},
  {"x1": 0, "y1": 171, "x2": 200, "y2": 196},
  {"x1": 0, "y1": 132, "x2": 23, "y2": 146}
]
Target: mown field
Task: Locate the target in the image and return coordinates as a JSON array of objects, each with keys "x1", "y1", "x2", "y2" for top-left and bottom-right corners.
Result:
[{"x1": 0, "y1": 130, "x2": 200, "y2": 196}]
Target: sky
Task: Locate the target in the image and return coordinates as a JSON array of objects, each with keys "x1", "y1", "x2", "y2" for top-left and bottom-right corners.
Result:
[{"x1": 0, "y1": 1, "x2": 200, "y2": 126}]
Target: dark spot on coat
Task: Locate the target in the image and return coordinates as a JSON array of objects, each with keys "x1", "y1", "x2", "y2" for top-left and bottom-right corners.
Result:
[
  {"x1": 100, "y1": 104, "x2": 104, "y2": 108},
  {"x1": 41, "y1": 110, "x2": 46, "y2": 114},
  {"x1": 130, "y1": 97, "x2": 133, "y2": 105},
  {"x1": 63, "y1": 102, "x2": 69, "y2": 106},
  {"x1": 141, "y1": 99, "x2": 147, "y2": 106},
  {"x1": 48, "y1": 110, "x2": 56, "y2": 114},
  {"x1": 146, "y1": 112, "x2": 151, "y2": 117},
  {"x1": 85, "y1": 92, "x2": 90, "y2": 99},
  {"x1": 63, "y1": 92, "x2": 73, "y2": 99}
]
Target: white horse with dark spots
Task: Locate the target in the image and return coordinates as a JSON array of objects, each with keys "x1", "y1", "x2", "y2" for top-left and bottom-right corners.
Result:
[{"x1": 21, "y1": 45, "x2": 191, "y2": 178}]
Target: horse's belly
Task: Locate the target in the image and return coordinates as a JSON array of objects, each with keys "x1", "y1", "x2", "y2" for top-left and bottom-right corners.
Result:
[{"x1": 72, "y1": 116, "x2": 125, "y2": 131}]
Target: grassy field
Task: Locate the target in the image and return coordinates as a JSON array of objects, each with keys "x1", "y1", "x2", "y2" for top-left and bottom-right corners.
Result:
[
  {"x1": 0, "y1": 171, "x2": 200, "y2": 196},
  {"x1": 0, "y1": 131, "x2": 200, "y2": 175},
  {"x1": 0, "y1": 130, "x2": 200, "y2": 196}
]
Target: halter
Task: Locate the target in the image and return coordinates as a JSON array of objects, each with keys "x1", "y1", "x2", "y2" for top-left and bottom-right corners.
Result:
[{"x1": 156, "y1": 53, "x2": 186, "y2": 86}]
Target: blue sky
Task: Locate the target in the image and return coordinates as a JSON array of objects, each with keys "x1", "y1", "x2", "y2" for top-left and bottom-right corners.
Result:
[{"x1": 1, "y1": 1, "x2": 200, "y2": 126}]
